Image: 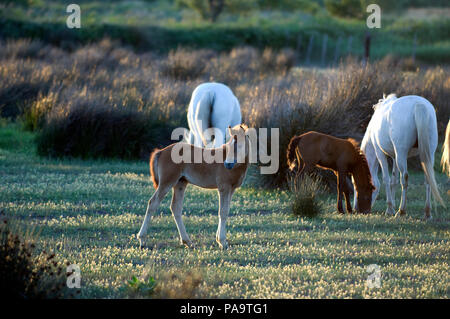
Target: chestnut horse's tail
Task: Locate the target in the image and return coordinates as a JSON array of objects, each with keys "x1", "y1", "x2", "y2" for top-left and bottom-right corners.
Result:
[
  {"x1": 149, "y1": 148, "x2": 161, "y2": 189},
  {"x1": 441, "y1": 119, "x2": 450, "y2": 177},
  {"x1": 286, "y1": 136, "x2": 302, "y2": 169}
]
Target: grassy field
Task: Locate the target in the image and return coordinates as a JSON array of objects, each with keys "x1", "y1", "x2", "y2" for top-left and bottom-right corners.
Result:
[
  {"x1": 1, "y1": 1, "x2": 449, "y2": 62},
  {"x1": 1, "y1": 123, "x2": 448, "y2": 298}
]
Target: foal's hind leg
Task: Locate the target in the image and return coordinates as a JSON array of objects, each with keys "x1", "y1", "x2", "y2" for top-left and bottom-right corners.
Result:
[
  {"x1": 170, "y1": 179, "x2": 194, "y2": 248},
  {"x1": 137, "y1": 185, "x2": 171, "y2": 248}
]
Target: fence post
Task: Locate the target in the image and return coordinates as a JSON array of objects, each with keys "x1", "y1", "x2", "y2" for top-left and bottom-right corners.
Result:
[
  {"x1": 347, "y1": 36, "x2": 353, "y2": 56},
  {"x1": 363, "y1": 32, "x2": 371, "y2": 66},
  {"x1": 296, "y1": 34, "x2": 302, "y2": 61},
  {"x1": 333, "y1": 36, "x2": 342, "y2": 65},
  {"x1": 321, "y1": 34, "x2": 328, "y2": 66},
  {"x1": 306, "y1": 34, "x2": 314, "y2": 65}
]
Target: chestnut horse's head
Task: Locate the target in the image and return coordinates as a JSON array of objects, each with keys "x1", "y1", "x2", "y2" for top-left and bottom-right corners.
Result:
[
  {"x1": 352, "y1": 149, "x2": 376, "y2": 214},
  {"x1": 224, "y1": 124, "x2": 249, "y2": 170}
]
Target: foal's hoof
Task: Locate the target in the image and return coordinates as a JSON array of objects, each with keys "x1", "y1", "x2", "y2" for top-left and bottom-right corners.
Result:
[
  {"x1": 182, "y1": 240, "x2": 195, "y2": 249},
  {"x1": 385, "y1": 208, "x2": 395, "y2": 216},
  {"x1": 423, "y1": 214, "x2": 432, "y2": 221}
]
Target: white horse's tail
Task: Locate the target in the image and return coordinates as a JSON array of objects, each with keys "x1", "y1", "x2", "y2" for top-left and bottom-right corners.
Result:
[
  {"x1": 441, "y1": 119, "x2": 450, "y2": 177},
  {"x1": 414, "y1": 103, "x2": 445, "y2": 206},
  {"x1": 196, "y1": 92, "x2": 214, "y2": 146}
]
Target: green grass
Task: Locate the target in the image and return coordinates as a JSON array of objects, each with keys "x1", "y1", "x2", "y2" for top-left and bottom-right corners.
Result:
[
  {"x1": 1, "y1": 124, "x2": 449, "y2": 298},
  {"x1": 1, "y1": 1, "x2": 449, "y2": 62}
]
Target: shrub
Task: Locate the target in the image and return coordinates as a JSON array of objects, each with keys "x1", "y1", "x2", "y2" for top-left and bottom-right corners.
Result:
[
  {"x1": 122, "y1": 269, "x2": 204, "y2": 299},
  {"x1": 0, "y1": 219, "x2": 75, "y2": 299},
  {"x1": 161, "y1": 48, "x2": 213, "y2": 80},
  {"x1": 288, "y1": 173, "x2": 325, "y2": 218},
  {"x1": 325, "y1": 0, "x2": 364, "y2": 19},
  {"x1": 37, "y1": 103, "x2": 174, "y2": 160},
  {"x1": 243, "y1": 58, "x2": 405, "y2": 187}
]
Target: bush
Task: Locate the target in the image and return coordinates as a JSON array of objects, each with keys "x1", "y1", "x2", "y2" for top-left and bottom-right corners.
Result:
[
  {"x1": 161, "y1": 48, "x2": 213, "y2": 80},
  {"x1": 122, "y1": 269, "x2": 204, "y2": 299},
  {"x1": 288, "y1": 173, "x2": 325, "y2": 218},
  {"x1": 0, "y1": 219, "x2": 75, "y2": 299},
  {"x1": 37, "y1": 103, "x2": 174, "y2": 159},
  {"x1": 325, "y1": 0, "x2": 363, "y2": 19}
]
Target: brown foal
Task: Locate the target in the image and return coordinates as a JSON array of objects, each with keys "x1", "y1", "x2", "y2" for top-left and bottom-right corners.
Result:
[{"x1": 287, "y1": 131, "x2": 375, "y2": 214}]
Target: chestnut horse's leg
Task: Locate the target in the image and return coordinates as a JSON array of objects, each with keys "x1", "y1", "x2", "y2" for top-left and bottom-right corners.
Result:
[
  {"x1": 137, "y1": 185, "x2": 171, "y2": 248},
  {"x1": 216, "y1": 186, "x2": 233, "y2": 249},
  {"x1": 336, "y1": 172, "x2": 345, "y2": 214},
  {"x1": 343, "y1": 178, "x2": 353, "y2": 214},
  {"x1": 170, "y1": 179, "x2": 193, "y2": 248}
]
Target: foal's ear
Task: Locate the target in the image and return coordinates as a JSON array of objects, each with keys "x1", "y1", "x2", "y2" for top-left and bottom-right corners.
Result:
[{"x1": 228, "y1": 126, "x2": 233, "y2": 137}]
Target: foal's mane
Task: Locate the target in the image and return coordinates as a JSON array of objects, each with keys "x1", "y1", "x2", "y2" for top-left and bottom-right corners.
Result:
[{"x1": 347, "y1": 138, "x2": 375, "y2": 190}]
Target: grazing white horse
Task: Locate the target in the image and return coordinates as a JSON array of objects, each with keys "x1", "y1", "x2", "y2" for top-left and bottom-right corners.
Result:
[
  {"x1": 185, "y1": 82, "x2": 241, "y2": 148},
  {"x1": 355, "y1": 94, "x2": 445, "y2": 219}
]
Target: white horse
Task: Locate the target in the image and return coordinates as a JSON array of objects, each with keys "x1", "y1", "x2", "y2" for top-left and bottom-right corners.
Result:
[
  {"x1": 185, "y1": 82, "x2": 241, "y2": 148},
  {"x1": 355, "y1": 94, "x2": 445, "y2": 219},
  {"x1": 441, "y1": 119, "x2": 450, "y2": 177}
]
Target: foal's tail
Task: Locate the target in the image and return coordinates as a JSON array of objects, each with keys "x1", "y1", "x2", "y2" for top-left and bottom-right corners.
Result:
[
  {"x1": 149, "y1": 149, "x2": 161, "y2": 189},
  {"x1": 414, "y1": 103, "x2": 445, "y2": 206},
  {"x1": 441, "y1": 119, "x2": 450, "y2": 177},
  {"x1": 286, "y1": 136, "x2": 302, "y2": 169}
]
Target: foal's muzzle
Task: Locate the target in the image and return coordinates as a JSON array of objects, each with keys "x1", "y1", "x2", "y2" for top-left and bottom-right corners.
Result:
[{"x1": 224, "y1": 161, "x2": 236, "y2": 170}]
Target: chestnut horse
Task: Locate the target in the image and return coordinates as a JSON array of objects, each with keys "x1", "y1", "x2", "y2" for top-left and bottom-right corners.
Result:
[
  {"x1": 137, "y1": 124, "x2": 251, "y2": 250},
  {"x1": 287, "y1": 131, "x2": 375, "y2": 214}
]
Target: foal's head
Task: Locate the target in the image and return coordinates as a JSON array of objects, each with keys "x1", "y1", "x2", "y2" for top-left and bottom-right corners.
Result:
[
  {"x1": 224, "y1": 124, "x2": 250, "y2": 170},
  {"x1": 351, "y1": 143, "x2": 376, "y2": 214}
]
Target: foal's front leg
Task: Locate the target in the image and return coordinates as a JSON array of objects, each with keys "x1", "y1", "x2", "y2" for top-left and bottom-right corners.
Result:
[
  {"x1": 216, "y1": 187, "x2": 232, "y2": 249},
  {"x1": 137, "y1": 186, "x2": 170, "y2": 248},
  {"x1": 336, "y1": 172, "x2": 346, "y2": 214},
  {"x1": 170, "y1": 180, "x2": 194, "y2": 248}
]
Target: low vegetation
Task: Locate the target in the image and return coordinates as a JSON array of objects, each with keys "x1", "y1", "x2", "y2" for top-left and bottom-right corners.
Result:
[
  {"x1": 0, "y1": 39, "x2": 448, "y2": 186},
  {"x1": 0, "y1": 218, "x2": 77, "y2": 299},
  {"x1": 0, "y1": 124, "x2": 448, "y2": 298},
  {"x1": 288, "y1": 174, "x2": 325, "y2": 218}
]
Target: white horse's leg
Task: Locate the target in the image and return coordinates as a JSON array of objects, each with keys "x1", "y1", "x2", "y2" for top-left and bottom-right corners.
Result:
[
  {"x1": 390, "y1": 161, "x2": 398, "y2": 208},
  {"x1": 424, "y1": 182, "x2": 432, "y2": 220},
  {"x1": 216, "y1": 187, "x2": 232, "y2": 249},
  {"x1": 394, "y1": 150, "x2": 409, "y2": 217},
  {"x1": 137, "y1": 186, "x2": 171, "y2": 248},
  {"x1": 375, "y1": 150, "x2": 395, "y2": 215},
  {"x1": 170, "y1": 180, "x2": 193, "y2": 248}
]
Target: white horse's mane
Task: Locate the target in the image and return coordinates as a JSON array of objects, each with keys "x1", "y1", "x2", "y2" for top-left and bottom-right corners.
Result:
[{"x1": 373, "y1": 93, "x2": 397, "y2": 110}]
